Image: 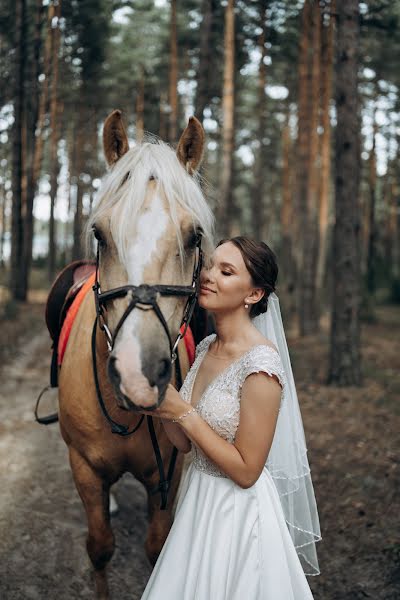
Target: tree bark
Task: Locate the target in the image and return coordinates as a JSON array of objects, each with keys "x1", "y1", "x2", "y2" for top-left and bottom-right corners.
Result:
[
  {"x1": 385, "y1": 162, "x2": 399, "y2": 284},
  {"x1": 281, "y1": 108, "x2": 296, "y2": 313},
  {"x1": 195, "y1": 0, "x2": 215, "y2": 122},
  {"x1": 366, "y1": 112, "x2": 377, "y2": 295},
  {"x1": 21, "y1": 1, "x2": 53, "y2": 297},
  {"x1": 136, "y1": 66, "x2": 145, "y2": 143},
  {"x1": 328, "y1": 0, "x2": 362, "y2": 386},
  {"x1": 316, "y1": 0, "x2": 335, "y2": 299},
  {"x1": 72, "y1": 178, "x2": 84, "y2": 261},
  {"x1": 0, "y1": 182, "x2": 6, "y2": 268},
  {"x1": 72, "y1": 124, "x2": 84, "y2": 261},
  {"x1": 252, "y1": 0, "x2": 268, "y2": 241},
  {"x1": 168, "y1": 0, "x2": 178, "y2": 143},
  {"x1": 299, "y1": 0, "x2": 321, "y2": 336},
  {"x1": 159, "y1": 91, "x2": 168, "y2": 141},
  {"x1": 218, "y1": 0, "x2": 235, "y2": 236},
  {"x1": 48, "y1": 1, "x2": 62, "y2": 281},
  {"x1": 10, "y1": 0, "x2": 26, "y2": 301},
  {"x1": 294, "y1": 0, "x2": 311, "y2": 275}
]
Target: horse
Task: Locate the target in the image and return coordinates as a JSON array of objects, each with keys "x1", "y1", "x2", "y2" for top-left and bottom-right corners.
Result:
[{"x1": 57, "y1": 110, "x2": 214, "y2": 599}]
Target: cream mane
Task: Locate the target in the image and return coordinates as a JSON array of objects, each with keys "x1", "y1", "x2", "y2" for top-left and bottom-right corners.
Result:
[{"x1": 87, "y1": 139, "x2": 215, "y2": 266}]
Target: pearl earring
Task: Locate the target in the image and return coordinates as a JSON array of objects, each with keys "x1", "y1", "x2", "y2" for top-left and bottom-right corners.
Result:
[{"x1": 244, "y1": 303, "x2": 249, "y2": 309}]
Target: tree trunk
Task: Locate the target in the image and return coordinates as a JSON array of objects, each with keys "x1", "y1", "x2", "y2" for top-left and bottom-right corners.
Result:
[
  {"x1": 328, "y1": 0, "x2": 362, "y2": 386},
  {"x1": 195, "y1": 0, "x2": 215, "y2": 122},
  {"x1": 316, "y1": 0, "x2": 335, "y2": 300},
  {"x1": 281, "y1": 108, "x2": 296, "y2": 313},
  {"x1": 294, "y1": 0, "x2": 311, "y2": 278},
  {"x1": 389, "y1": 178, "x2": 399, "y2": 284},
  {"x1": 72, "y1": 124, "x2": 84, "y2": 261},
  {"x1": 366, "y1": 113, "x2": 377, "y2": 295},
  {"x1": 218, "y1": 0, "x2": 235, "y2": 236},
  {"x1": 10, "y1": 0, "x2": 26, "y2": 301},
  {"x1": 168, "y1": 0, "x2": 178, "y2": 143},
  {"x1": 21, "y1": 1, "x2": 54, "y2": 298},
  {"x1": 299, "y1": 1, "x2": 321, "y2": 336},
  {"x1": 252, "y1": 0, "x2": 268, "y2": 241},
  {"x1": 136, "y1": 66, "x2": 145, "y2": 142},
  {"x1": 385, "y1": 164, "x2": 399, "y2": 285},
  {"x1": 48, "y1": 1, "x2": 62, "y2": 281},
  {"x1": 159, "y1": 91, "x2": 168, "y2": 140},
  {"x1": 0, "y1": 182, "x2": 6, "y2": 268},
  {"x1": 72, "y1": 178, "x2": 84, "y2": 261}
]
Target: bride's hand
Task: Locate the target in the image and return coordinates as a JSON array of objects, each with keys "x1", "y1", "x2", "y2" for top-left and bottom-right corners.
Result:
[{"x1": 138, "y1": 384, "x2": 189, "y2": 421}]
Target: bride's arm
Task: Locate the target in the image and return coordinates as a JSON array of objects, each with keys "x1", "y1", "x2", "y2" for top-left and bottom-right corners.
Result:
[
  {"x1": 161, "y1": 419, "x2": 191, "y2": 453},
  {"x1": 175, "y1": 373, "x2": 282, "y2": 488}
]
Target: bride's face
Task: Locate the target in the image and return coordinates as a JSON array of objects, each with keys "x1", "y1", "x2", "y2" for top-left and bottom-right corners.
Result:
[{"x1": 198, "y1": 241, "x2": 256, "y2": 314}]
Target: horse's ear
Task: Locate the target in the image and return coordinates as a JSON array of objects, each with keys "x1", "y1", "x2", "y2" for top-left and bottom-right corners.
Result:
[
  {"x1": 103, "y1": 110, "x2": 129, "y2": 166},
  {"x1": 176, "y1": 116, "x2": 205, "y2": 175}
]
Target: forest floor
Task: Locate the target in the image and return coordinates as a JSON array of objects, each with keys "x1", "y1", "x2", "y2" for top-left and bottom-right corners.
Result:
[{"x1": 0, "y1": 295, "x2": 398, "y2": 600}]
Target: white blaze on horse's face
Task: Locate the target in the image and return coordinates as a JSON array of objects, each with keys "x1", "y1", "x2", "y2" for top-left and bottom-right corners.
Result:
[
  {"x1": 112, "y1": 190, "x2": 171, "y2": 409},
  {"x1": 126, "y1": 194, "x2": 169, "y2": 286}
]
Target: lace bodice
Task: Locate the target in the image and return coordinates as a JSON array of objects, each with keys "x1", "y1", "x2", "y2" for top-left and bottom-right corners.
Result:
[{"x1": 179, "y1": 334, "x2": 286, "y2": 478}]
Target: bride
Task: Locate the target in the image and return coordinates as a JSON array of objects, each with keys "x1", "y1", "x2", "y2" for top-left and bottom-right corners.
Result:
[{"x1": 140, "y1": 236, "x2": 321, "y2": 599}]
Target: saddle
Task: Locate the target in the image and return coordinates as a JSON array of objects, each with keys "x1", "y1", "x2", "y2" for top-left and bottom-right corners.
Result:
[
  {"x1": 46, "y1": 260, "x2": 96, "y2": 343},
  {"x1": 45, "y1": 260, "x2": 96, "y2": 386}
]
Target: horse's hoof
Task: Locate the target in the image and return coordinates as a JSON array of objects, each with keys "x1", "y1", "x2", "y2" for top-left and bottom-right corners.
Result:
[{"x1": 109, "y1": 492, "x2": 119, "y2": 516}]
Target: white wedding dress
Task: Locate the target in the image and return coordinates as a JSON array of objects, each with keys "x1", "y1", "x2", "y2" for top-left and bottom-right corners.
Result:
[{"x1": 141, "y1": 334, "x2": 315, "y2": 600}]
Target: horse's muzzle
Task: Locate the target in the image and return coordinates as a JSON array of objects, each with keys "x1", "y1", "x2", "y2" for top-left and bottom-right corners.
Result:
[{"x1": 107, "y1": 355, "x2": 169, "y2": 410}]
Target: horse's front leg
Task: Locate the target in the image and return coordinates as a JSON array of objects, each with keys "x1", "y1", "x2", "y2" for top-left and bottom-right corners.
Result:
[
  {"x1": 143, "y1": 451, "x2": 184, "y2": 565},
  {"x1": 144, "y1": 490, "x2": 175, "y2": 566},
  {"x1": 69, "y1": 447, "x2": 115, "y2": 600}
]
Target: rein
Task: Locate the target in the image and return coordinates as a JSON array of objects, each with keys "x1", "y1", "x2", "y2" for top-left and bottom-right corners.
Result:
[{"x1": 91, "y1": 234, "x2": 203, "y2": 509}]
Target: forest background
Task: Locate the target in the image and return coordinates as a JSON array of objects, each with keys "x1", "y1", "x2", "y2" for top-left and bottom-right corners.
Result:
[{"x1": 0, "y1": 1, "x2": 399, "y2": 599}]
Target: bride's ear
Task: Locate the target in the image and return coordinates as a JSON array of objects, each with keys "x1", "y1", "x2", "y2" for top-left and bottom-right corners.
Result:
[{"x1": 246, "y1": 288, "x2": 265, "y2": 306}]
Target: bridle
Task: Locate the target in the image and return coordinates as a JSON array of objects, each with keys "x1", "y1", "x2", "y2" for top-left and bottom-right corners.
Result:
[
  {"x1": 93, "y1": 232, "x2": 203, "y2": 361},
  {"x1": 91, "y1": 232, "x2": 203, "y2": 509}
]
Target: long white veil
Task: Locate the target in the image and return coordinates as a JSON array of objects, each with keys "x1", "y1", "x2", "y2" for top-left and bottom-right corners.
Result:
[{"x1": 252, "y1": 293, "x2": 321, "y2": 576}]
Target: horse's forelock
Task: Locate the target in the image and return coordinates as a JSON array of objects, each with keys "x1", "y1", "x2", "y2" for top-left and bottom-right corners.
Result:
[{"x1": 86, "y1": 141, "x2": 215, "y2": 266}]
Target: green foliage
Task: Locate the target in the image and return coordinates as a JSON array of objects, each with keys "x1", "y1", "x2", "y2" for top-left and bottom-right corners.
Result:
[{"x1": 0, "y1": 0, "x2": 399, "y2": 305}]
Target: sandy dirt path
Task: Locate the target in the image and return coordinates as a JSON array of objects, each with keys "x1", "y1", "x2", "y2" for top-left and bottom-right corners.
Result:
[
  {"x1": 0, "y1": 328, "x2": 152, "y2": 599},
  {"x1": 1, "y1": 302, "x2": 399, "y2": 600}
]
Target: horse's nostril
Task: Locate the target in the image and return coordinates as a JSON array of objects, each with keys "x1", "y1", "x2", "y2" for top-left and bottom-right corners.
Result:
[
  {"x1": 157, "y1": 359, "x2": 171, "y2": 382},
  {"x1": 108, "y1": 356, "x2": 121, "y2": 384}
]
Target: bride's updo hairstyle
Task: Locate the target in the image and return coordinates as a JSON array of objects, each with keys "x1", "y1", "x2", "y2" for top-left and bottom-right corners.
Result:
[{"x1": 217, "y1": 237, "x2": 278, "y2": 318}]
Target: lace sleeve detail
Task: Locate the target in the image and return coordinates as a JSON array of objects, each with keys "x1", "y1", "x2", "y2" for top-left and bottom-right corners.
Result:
[
  {"x1": 238, "y1": 346, "x2": 286, "y2": 396},
  {"x1": 194, "y1": 333, "x2": 216, "y2": 359}
]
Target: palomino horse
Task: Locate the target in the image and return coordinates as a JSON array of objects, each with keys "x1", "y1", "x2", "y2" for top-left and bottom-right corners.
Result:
[{"x1": 58, "y1": 110, "x2": 214, "y2": 598}]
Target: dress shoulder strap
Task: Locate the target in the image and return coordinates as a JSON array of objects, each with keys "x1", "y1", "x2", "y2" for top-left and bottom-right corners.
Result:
[{"x1": 238, "y1": 345, "x2": 286, "y2": 391}]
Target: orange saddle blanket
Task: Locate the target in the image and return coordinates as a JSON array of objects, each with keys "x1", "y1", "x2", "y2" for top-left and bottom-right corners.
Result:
[{"x1": 57, "y1": 273, "x2": 196, "y2": 368}]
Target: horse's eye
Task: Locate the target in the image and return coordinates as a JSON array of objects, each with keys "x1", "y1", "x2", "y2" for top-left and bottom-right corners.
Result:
[
  {"x1": 119, "y1": 171, "x2": 131, "y2": 188},
  {"x1": 93, "y1": 227, "x2": 106, "y2": 247},
  {"x1": 187, "y1": 229, "x2": 202, "y2": 250}
]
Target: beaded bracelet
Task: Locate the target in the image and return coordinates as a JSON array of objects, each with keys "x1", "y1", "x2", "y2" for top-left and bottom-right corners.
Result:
[{"x1": 172, "y1": 406, "x2": 197, "y2": 423}]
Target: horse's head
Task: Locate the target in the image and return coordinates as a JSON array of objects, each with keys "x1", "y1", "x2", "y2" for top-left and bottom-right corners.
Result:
[{"x1": 87, "y1": 110, "x2": 214, "y2": 411}]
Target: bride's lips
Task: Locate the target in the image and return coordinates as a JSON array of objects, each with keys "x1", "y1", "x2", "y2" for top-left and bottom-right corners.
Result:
[{"x1": 200, "y1": 285, "x2": 216, "y2": 294}]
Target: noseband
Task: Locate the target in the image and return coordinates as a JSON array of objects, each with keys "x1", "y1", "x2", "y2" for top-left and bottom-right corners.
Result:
[{"x1": 90, "y1": 234, "x2": 203, "y2": 509}]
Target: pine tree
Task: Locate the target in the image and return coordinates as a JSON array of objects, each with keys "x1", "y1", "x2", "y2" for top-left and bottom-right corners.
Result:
[{"x1": 329, "y1": 0, "x2": 362, "y2": 385}]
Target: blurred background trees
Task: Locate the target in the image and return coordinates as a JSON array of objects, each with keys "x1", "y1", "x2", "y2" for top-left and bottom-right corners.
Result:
[{"x1": 0, "y1": 0, "x2": 399, "y2": 384}]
